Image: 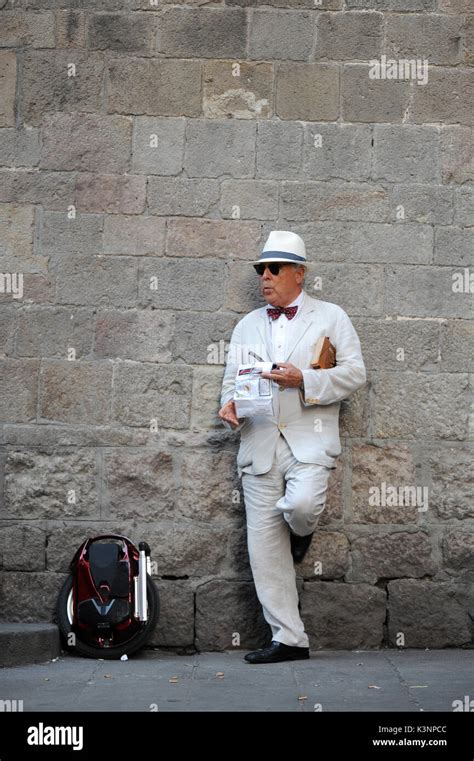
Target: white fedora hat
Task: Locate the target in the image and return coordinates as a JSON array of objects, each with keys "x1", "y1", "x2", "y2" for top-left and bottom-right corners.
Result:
[{"x1": 251, "y1": 230, "x2": 307, "y2": 265}]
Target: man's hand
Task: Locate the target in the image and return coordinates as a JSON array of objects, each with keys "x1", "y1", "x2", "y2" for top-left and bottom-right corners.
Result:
[
  {"x1": 218, "y1": 399, "x2": 241, "y2": 429},
  {"x1": 261, "y1": 362, "x2": 303, "y2": 389}
]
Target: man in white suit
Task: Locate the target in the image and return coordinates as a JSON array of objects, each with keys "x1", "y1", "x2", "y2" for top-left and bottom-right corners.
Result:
[{"x1": 218, "y1": 231, "x2": 366, "y2": 664}]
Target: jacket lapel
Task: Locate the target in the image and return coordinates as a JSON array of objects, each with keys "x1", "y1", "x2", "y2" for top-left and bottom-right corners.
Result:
[
  {"x1": 255, "y1": 309, "x2": 274, "y2": 362},
  {"x1": 284, "y1": 293, "x2": 317, "y2": 363}
]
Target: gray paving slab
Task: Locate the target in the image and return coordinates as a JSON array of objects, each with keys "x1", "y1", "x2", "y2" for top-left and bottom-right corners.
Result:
[{"x1": 0, "y1": 649, "x2": 473, "y2": 713}]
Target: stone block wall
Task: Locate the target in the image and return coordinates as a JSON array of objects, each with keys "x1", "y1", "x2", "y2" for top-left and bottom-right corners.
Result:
[{"x1": 0, "y1": 0, "x2": 472, "y2": 651}]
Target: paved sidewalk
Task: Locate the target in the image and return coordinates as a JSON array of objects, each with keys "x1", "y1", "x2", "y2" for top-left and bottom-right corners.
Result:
[{"x1": 0, "y1": 648, "x2": 472, "y2": 712}]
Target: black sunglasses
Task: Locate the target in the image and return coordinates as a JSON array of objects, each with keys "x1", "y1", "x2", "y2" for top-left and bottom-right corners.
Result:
[{"x1": 253, "y1": 262, "x2": 286, "y2": 276}]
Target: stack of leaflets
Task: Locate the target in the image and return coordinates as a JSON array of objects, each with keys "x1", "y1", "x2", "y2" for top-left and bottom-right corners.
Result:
[{"x1": 233, "y1": 362, "x2": 275, "y2": 417}]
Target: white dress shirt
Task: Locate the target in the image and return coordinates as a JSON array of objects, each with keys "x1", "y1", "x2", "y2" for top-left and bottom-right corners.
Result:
[{"x1": 267, "y1": 289, "x2": 305, "y2": 363}]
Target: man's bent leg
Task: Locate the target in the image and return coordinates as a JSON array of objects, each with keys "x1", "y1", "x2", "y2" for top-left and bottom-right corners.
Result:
[
  {"x1": 275, "y1": 439, "x2": 332, "y2": 537},
  {"x1": 241, "y1": 460, "x2": 309, "y2": 648}
]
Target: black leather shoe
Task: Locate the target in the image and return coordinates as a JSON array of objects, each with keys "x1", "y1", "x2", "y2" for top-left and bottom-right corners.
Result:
[
  {"x1": 244, "y1": 641, "x2": 310, "y2": 664},
  {"x1": 290, "y1": 530, "x2": 314, "y2": 563}
]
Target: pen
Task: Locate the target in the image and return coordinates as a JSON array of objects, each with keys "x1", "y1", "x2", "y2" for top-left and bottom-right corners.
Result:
[{"x1": 248, "y1": 351, "x2": 278, "y2": 370}]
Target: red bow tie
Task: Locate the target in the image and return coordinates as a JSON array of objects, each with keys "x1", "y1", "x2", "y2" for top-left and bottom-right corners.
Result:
[{"x1": 267, "y1": 305, "x2": 298, "y2": 321}]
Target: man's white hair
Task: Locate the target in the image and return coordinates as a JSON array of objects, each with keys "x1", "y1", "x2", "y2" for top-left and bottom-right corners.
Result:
[{"x1": 292, "y1": 262, "x2": 307, "y2": 283}]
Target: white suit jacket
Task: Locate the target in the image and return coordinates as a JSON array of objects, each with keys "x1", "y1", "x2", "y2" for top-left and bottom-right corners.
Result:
[{"x1": 220, "y1": 292, "x2": 367, "y2": 477}]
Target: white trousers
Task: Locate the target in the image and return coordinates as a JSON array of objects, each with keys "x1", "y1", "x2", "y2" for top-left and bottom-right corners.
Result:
[{"x1": 241, "y1": 434, "x2": 332, "y2": 648}]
